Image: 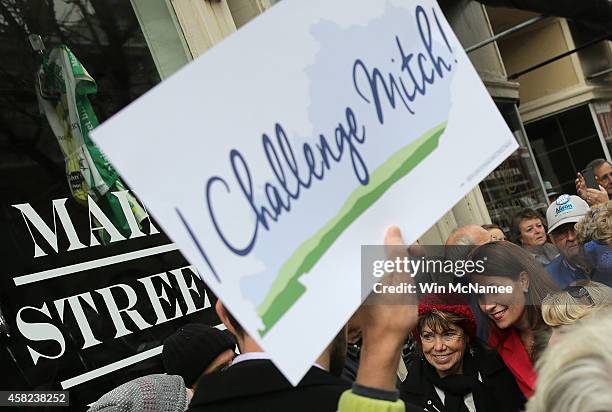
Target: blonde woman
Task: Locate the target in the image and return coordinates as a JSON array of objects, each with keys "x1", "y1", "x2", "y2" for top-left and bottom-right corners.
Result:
[
  {"x1": 527, "y1": 309, "x2": 612, "y2": 412},
  {"x1": 542, "y1": 280, "x2": 612, "y2": 345},
  {"x1": 575, "y1": 200, "x2": 611, "y2": 285}
]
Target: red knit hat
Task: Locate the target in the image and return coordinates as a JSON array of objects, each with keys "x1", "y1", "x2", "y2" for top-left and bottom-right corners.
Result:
[{"x1": 414, "y1": 293, "x2": 477, "y2": 343}]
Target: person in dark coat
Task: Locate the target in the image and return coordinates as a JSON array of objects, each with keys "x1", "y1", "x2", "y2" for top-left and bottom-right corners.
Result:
[
  {"x1": 188, "y1": 358, "x2": 349, "y2": 411},
  {"x1": 187, "y1": 300, "x2": 349, "y2": 412},
  {"x1": 400, "y1": 293, "x2": 525, "y2": 412}
]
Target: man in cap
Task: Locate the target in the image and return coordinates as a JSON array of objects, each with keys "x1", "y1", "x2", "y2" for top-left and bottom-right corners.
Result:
[
  {"x1": 162, "y1": 323, "x2": 237, "y2": 391},
  {"x1": 545, "y1": 194, "x2": 591, "y2": 288}
]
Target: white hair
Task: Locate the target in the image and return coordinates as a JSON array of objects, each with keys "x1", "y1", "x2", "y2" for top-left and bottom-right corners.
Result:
[{"x1": 527, "y1": 309, "x2": 612, "y2": 412}]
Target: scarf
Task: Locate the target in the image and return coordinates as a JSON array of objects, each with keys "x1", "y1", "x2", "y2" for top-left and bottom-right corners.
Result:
[{"x1": 422, "y1": 350, "x2": 492, "y2": 412}]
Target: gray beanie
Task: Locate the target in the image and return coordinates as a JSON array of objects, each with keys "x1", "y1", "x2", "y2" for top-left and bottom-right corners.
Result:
[{"x1": 87, "y1": 374, "x2": 188, "y2": 412}]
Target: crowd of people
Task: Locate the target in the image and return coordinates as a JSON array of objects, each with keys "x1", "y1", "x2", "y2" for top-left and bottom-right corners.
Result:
[{"x1": 86, "y1": 160, "x2": 612, "y2": 411}]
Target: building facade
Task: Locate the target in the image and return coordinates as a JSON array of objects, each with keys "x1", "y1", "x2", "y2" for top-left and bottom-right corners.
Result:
[
  {"x1": 1, "y1": 0, "x2": 608, "y2": 407},
  {"x1": 488, "y1": 7, "x2": 612, "y2": 197}
]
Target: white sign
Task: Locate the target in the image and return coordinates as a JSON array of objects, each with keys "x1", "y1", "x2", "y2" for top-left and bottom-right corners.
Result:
[{"x1": 92, "y1": 0, "x2": 517, "y2": 384}]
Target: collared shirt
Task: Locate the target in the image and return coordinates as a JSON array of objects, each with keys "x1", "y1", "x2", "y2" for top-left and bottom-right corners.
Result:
[
  {"x1": 489, "y1": 328, "x2": 536, "y2": 399},
  {"x1": 232, "y1": 351, "x2": 325, "y2": 370},
  {"x1": 231, "y1": 351, "x2": 272, "y2": 366}
]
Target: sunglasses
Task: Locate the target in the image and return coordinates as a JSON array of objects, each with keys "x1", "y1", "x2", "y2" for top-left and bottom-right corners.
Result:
[{"x1": 564, "y1": 285, "x2": 595, "y2": 305}]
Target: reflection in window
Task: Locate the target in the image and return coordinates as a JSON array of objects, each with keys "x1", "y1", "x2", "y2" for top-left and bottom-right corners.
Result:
[
  {"x1": 0, "y1": 0, "x2": 162, "y2": 405},
  {"x1": 479, "y1": 104, "x2": 548, "y2": 233},
  {"x1": 0, "y1": 0, "x2": 160, "y2": 207}
]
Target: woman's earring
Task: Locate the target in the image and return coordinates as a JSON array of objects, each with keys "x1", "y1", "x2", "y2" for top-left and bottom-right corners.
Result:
[{"x1": 523, "y1": 288, "x2": 529, "y2": 293}]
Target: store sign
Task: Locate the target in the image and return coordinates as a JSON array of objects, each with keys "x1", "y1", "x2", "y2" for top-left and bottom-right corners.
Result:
[
  {"x1": 92, "y1": 0, "x2": 517, "y2": 384},
  {"x1": 0, "y1": 190, "x2": 214, "y2": 403}
]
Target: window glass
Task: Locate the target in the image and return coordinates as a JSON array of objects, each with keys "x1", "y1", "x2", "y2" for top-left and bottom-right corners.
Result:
[
  {"x1": 525, "y1": 104, "x2": 607, "y2": 195},
  {"x1": 479, "y1": 104, "x2": 548, "y2": 234},
  {"x1": 570, "y1": 137, "x2": 609, "y2": 175},
  {"x1": 526, "y1": 117, "x2": 563, "y2": 154},
  {"x1": 557, "y1": 105, "x2": 599, "y2": 144},
  {"x1": 533, "y1": 145, "x2": 575, "y2": 193},
  {"x1": 0, "y1": 0, "x2": 217, "y2": 407}
]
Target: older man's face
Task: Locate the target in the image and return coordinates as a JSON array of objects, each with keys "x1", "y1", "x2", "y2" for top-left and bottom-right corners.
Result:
[
  {"x1": 594, "y1": 162, "x2": 612, "y2": 196},
  {"x1": 550, "y1": 223, "x2": 580, "y2": 260}
]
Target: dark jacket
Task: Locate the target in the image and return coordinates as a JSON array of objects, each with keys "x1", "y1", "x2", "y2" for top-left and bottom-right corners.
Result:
[
  {"x1": 400, "y1": 348, "x2": 525, "y2": 412},
  {"x1": 341, "y1": 344, "x2": 360, "y2": 383},
  {"x1": 187, "y1": 359, "x2": 350, "y2": 412}
]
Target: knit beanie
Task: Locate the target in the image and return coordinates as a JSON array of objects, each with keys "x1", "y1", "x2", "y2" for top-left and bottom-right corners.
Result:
[
  {"x1": 414, "y1": 293, "x2": 477, "y2": 342},
  {"x1": 87, "y1": 374, "x2": 187, "y2": 412},
  {"x1": 162, "y1": 323, "x2": 236, "y2": 387}
]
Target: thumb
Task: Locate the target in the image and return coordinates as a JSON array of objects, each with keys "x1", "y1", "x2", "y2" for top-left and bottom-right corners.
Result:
[{"x1": 384, "y1": 225, "x2": 405, "y2": 246}]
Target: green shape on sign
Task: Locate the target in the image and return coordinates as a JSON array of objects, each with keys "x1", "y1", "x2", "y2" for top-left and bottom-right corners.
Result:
[{"x1": 257, "y1": 121, "x2": 447, "y2": 336}]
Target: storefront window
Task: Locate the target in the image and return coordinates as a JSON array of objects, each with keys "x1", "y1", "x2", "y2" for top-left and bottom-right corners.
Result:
[
  {"x1": 524, "y1": 104, "x2": 607, "y2": 195},
  {"x1": 479, "y1": 103, "x2": 548, "y2": 234},
  {"x1": 0, "y1": 0, "x2": 217, "y2": 407}
]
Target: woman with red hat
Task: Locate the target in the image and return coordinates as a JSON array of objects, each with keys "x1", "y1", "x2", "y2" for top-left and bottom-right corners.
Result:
[
  {"x1": 468, "y1": 241, "x2": 558, "y2": 399},
  {"x1": 400, "y1": 293, "x2": 525, "y2": 412}
]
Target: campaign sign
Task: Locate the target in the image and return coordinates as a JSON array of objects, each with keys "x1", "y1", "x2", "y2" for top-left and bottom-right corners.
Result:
[{"x1": 92, "y1": 0, "x2": 517, "y2": 383}]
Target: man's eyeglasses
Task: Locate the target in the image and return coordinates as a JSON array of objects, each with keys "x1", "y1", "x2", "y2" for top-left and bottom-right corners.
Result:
[
  {"x1": 596, "y1": 172, "x2": 612, "y2": 182},
  {"x1": 551, "y1": 224, "x2": 575, "y2": 240},
  {"x1": 565, "y1": 285, "x2": 594, "y2": 305}
]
